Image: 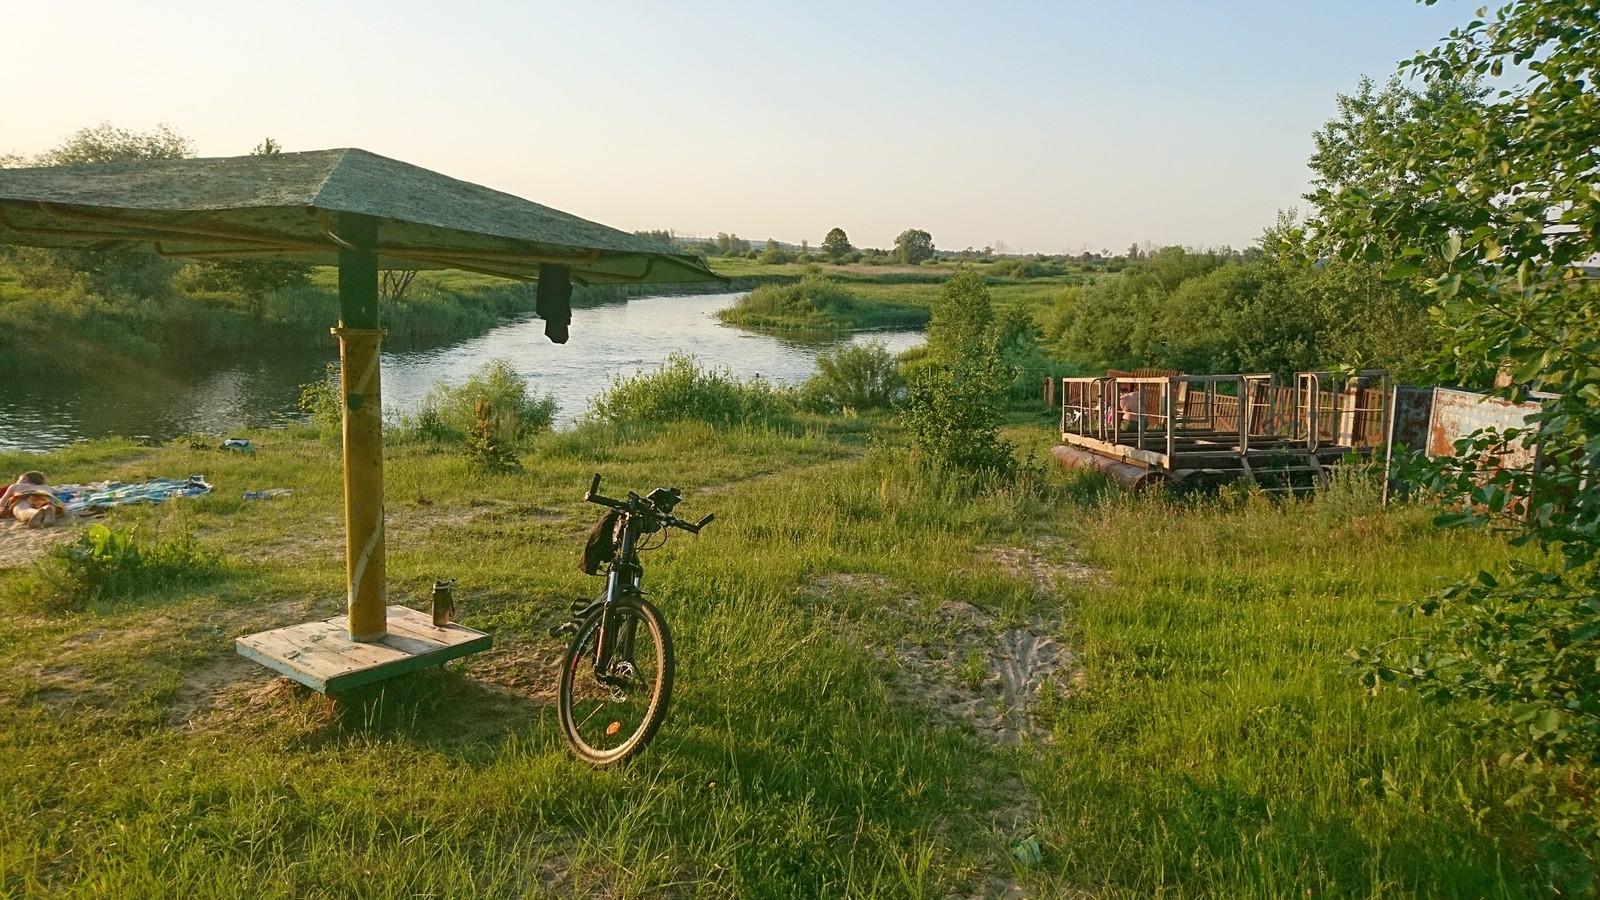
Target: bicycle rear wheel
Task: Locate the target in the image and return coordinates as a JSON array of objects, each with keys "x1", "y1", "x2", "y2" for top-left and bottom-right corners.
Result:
[{"x1": 557, "y1": 598, "x2": 674, "y2": 766}]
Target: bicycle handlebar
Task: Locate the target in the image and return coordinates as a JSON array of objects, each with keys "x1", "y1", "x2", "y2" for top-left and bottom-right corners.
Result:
[{"x1": 585, "y1": 473, "x2": 712, "y2": 534}]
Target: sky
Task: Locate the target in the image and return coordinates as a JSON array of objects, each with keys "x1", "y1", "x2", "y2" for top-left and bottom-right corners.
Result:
[{"x1": 0, "y1": 1, "x2": 1472, "y2": 255}]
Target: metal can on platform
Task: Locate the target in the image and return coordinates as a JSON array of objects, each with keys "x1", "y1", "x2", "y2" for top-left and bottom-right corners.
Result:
[{"x1": 431, "y1": 580, "x2": 455, "y2": 627}]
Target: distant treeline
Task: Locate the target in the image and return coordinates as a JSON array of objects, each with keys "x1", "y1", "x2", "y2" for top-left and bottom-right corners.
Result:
[{"x1": 1039, "y1": 230, "x2": 1438, "y2": 381}]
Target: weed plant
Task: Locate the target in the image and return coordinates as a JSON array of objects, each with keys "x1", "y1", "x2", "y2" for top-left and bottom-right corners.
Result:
[
  {"x1": 34, "y1": 520, "x2": 224, "y2": 611},
  {"x1": 295, "y1": 363, "x2": 342, "y2": 440}
]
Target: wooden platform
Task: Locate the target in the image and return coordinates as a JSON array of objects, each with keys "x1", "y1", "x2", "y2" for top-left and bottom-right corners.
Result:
[{"x1": 236, "y1": 605, "x2": 493, "y2": 694}]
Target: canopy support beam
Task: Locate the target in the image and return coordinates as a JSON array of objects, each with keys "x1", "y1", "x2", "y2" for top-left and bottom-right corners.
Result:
[{"x1": 334, "y1": 213, "x2": 388, "y2": 642}]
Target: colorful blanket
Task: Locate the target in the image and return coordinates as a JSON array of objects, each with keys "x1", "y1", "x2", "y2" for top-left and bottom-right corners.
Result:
[{"x1": 53, "y1": 476, "x2": 213, "y2": 514}]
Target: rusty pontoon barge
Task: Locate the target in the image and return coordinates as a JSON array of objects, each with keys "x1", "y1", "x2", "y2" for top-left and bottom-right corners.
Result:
[{"x1": 1053, "y1": 371, "x2": 1391, "y2": 491}]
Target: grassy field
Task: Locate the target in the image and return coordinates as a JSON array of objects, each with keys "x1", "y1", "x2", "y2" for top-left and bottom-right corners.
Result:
[{"x1": 0, "y1": 405, "x2": 1578, "y2": 897}]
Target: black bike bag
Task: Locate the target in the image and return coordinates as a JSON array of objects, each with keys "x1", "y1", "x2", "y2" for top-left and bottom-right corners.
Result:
[{"x1": 580, "y1": 509, "x2": 621, "y2": 575}]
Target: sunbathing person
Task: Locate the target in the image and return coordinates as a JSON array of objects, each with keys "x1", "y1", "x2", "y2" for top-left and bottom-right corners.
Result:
[{"x1": 1, "y1": 471, "x2": 64, "y2": 528}]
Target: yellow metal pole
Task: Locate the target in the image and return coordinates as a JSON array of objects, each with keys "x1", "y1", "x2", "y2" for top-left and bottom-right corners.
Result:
[
  {"x1": 333, "y1": 213, "x2": 388, "y2": 642},
  {"x1": 335, "y1": 325, "x2": 388, "y2": 641}
]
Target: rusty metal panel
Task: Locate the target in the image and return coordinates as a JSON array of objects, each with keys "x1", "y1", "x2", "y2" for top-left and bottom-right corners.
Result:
[
  {"x1": 1426, "y1": 387, "x2": 1543, "y2": 468},
  {"x1": 1388, "y1": 386, "x2": 1433, "y2": 450}
]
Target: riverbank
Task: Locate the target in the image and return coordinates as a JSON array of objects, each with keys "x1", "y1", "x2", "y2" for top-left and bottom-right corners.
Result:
[
  {"x1": 0, "y1": 291, "x2": 927, "y2": 453},
  {"x1": 0, "y1": 414, "x2": 1574, "y2": 896}
]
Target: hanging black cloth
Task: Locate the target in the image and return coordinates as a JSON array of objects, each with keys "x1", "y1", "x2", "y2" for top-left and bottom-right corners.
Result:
[{"x1": 536, "y1": 263, "x2": 573, "y2": 344}]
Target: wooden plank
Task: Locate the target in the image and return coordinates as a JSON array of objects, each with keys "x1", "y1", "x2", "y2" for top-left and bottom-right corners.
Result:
[
  {"x1": 236, "y1": 604, "x2": 492, "y2": 695},
  {"x1": 237, "y1": 621, "x2": 399, "y2": 690},
  {"x1": 1058, "y1": 433, "x2": 1169, "y2": 467}
]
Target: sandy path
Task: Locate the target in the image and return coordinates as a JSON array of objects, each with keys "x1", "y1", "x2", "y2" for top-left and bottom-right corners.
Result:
[{"x1": 0, "y1": 517, "x2": 81, "y2": 569}]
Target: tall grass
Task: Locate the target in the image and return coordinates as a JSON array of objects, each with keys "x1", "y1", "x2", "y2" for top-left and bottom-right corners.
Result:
[{"x1": 1027, "y1": 479, "x2": 1570, "y2": 896}]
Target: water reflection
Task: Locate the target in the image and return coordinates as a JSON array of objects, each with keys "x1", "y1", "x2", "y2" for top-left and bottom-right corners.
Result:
[{"x1": 0, "y1": 292, "x2": 923, "y2": 452}]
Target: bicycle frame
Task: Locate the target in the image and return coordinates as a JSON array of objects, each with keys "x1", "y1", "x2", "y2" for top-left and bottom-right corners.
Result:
[{"x1": 571, "y1": 510, "x2": 648, "y2": 687}]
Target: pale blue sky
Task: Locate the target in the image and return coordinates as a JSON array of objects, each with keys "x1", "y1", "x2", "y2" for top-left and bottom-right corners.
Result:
[{"x1": 1, "y1": 1, "x2": 1469, "y2": 253}]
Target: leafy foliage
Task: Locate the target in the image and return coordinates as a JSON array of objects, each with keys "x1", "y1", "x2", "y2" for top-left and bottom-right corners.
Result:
[
  {"x1": 17, "y1": 123, "x2": 196, "y2": 300},
  {"x1": 1045, "y1": 240, "x2": 1437, "y2": 379},
  {"x1": 795, "y1": 341, "x2": 904, "y2": 413},
  {"x1": 38, "y1": 522, "x2": 222, "y2": 610},
  {"x1": 822, "y1": 227, "x2": 854, "y2": 263},
  {"x1": 901, "y1": 351, "x2": 1015, "y2": 477},
  {"x1": 1312, "y1": 0, "x2": 1600, "y2": 868},
  {"x1": 414, "y1": 359, "x2": 556, "y2": 447},
  {"x1": 296, "y1": 364, "x2": 344, "y2": 440},
  {"x1": 462, "y1": 397, "x2": 524, "y2": 474},
  {"x1": 32, "y1": 122, "x2": 194, "y2": 166},
  {"x1": 901, "y1": 269, "x2": 1016, "y2": 476},
  {"x1": 925, "y1": 267, "x2": 992, "y2": 363},
  {"x1": 894, "y1": 229, "x2": 935, "y2": 266},
  {"x1": 587, "y1": 352, "x2": 793, "y2": 429},
  {"x1": 717, "y1": 275, "x2": 928, "y2": 333}
]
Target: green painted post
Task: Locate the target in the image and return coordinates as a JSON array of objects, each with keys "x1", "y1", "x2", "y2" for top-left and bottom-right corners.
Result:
[{"x1": 333, "y1": 213, "x2": 389, "y2": 642}]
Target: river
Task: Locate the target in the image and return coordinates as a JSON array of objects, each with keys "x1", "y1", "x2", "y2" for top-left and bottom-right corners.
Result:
[{"x1": 0, "y1": 292, "x2": 924, "y2": 453}]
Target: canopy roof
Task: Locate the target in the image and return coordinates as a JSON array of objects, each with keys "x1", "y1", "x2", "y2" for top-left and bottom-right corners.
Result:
[{"x1": 0, "y1": 148, "x2": 720, "y2": 285}]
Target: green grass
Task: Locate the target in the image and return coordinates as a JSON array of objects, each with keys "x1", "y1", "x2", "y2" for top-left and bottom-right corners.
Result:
[
  {"x1": 1029, "y1": 482, "x2": 1556, "y2": 897},
  {"x1": 0, "y1": 415, "x2": 1585, "y2": 897}
]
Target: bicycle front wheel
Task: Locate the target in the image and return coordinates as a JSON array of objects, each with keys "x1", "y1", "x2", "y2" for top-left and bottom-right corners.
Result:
[{"x1": 557, "y1": 598, "x2": 674, "y2": 766}]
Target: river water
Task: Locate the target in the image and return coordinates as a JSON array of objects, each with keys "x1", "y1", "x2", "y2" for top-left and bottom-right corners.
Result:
[{"x1": 0, "y1": 292, "x2": 923, "y2": 453}]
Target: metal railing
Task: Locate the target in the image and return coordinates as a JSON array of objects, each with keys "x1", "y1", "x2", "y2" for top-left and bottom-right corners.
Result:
[{"x1": 1056, "y1": 370, "x2": 1391, "y2": 459}]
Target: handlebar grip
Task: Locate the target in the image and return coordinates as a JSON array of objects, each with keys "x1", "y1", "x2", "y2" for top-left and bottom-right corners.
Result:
[
  {"x1": 586, "y1": 473, "x2": 601, "y2": 501},
  {"x1": 694, "y1": 514, "x2": 715, "y2": 530}
]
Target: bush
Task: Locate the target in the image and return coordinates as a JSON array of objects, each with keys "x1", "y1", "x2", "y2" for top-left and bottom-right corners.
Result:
[
  {"x1": 796, "y1": 342, "x2": 904, "y2": 413},
  {"x1": 987, "y1": 258, "x2": 1061, "y2": 279},
  {"x1": 38, "y1": 522, "x2": 222, "y2": 610},
  {"x1": 586, "y1": 352, "x2": 793, "y2": 428},
  {"x1": 900, "y1": 353, "x2": 1016, "y2": 478},
  {"x1": 716, "y1": 275, "x2": 930, "y2": 333},
  {"x1": 411, "y1": 359, "x2": 557, "y2": 446},
  {"x1": 297, "y1": 363, "x2": 343, "y2": 440}
]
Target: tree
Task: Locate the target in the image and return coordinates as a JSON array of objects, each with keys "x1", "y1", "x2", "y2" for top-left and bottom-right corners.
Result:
[
  {"x1": 894, "y1": 229, "x2": 935, "y2": 266},
  {"x1": 25, "y1": 123, "x2": 195, "y2": 297},
  {"x1": 715, "y1": 233, "x2": 750, "y2": 257},
  {"x1": 35, "y1": 122, "x2": 194, "y2": 166},
  {"x1": 632, "y1": 229, "x2": 677, "y2": 252},
  {"x1": 194, "y1": 137, "x2": 313, "y2": 300},
  {"x1": 1318, "y1": 0, "x2": 1600, "y2": 776},
  {"x1": 902, "y1": 266, "x2": 1016, "y2": 476},
  {"x1": 926, "y1": 266, "x2": 992, "y2": 363},
  {"x1": 758, "y1": 238, "x2": 793, "y2": 265},
  {"x1": 822, "y1": 227, "x2": 853, "y2": 263}
]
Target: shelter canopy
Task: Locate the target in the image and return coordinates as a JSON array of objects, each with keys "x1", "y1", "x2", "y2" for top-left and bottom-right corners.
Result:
[{"x1": 0, "y1": 147, "x2": 720, "y2": 285}]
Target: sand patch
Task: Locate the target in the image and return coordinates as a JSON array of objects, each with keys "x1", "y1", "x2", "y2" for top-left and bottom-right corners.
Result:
[
  {"x1": 806, "y1": 542, "x2": 1098, "y2": 899},
  {"x1": 808, "y1": 542, "x2": 1090, "y2": 747},
  {"x1": 0, "y1": 517, "x2": 82, "y2": 569}
]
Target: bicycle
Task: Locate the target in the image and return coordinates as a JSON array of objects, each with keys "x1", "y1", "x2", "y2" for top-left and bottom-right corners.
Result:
[{"x1": 548, "y1": 473, "x2": 713, "y2": 766}]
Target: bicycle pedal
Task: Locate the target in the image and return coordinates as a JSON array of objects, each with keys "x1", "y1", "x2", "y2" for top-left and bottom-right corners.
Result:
[{"x1": 548, "y1": 621, "x2": 577, "y2": 638}]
